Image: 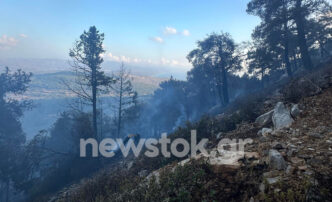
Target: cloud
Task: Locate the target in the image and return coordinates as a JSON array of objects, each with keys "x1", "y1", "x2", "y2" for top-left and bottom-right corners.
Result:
[
  {"x1": 107, "y1": 53, "x2": 121, "y2": 62},
  {"x1": 0, "y1": 35, "x2": 18, "y2": 49},
  {"x1": 163, "y1": 26, "x2": 190, "y2": 37},
  {"x1": 150, "y1": 36, "x2": 164, "y2": 43},
  {"x1": 160, "y1": 57, "x2": 190, "y2": 67},
  {"x1": 182, "y1": 29, "x2": 190, "y2": 36},
  {"x1": 105, "y1": 53, "x2": 140, "y2": 64},
  {"x1": 19, "y1": 34, "x2": 28, "y2": 38},
  {"x1": 103, "y1": 52, "x2": 191, "y2": 68},
  {"x1": 163, "y1": 26, "x2": 177, "y2": 35}
]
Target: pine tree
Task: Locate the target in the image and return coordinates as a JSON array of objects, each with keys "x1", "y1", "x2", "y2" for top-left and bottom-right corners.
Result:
[
  {"x1": 69, "y1": 26, "x2": 114, "y2": 139},
  {"x1": 187, "y1": 32, "x2": 241, "y2": 106}
]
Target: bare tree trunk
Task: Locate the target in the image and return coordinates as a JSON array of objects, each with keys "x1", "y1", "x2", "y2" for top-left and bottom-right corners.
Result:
[
  {"x1": 215, "y1": 68, "x2": 224, "y2": 106},
  {"x1": 284, "y1": 30, "x2": 293, "y2": 77},
  {"x1": 294, "y1": 0, "x2": 313, "y2": 70},
  {"x1": 261, "y1": 69, "x2": 265, "y2": 89},
  {"x1": 100, "y1": 100, "x2": 103, "y2": 139},
  {"x1": 221, "y1": 66, "x2": 229, "y2": 105},
  {"x1": 92, "y1": 67, "x2": 98, "y2": 139},
  {"x1": 283, "y1": 1, "x2": 293, "y2": 77},
  {"x1": 117, "y1": 76, "x2": 123, "y2": 138}
]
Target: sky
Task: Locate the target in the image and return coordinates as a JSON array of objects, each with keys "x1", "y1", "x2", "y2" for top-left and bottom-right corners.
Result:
[{"x1": 0, "y1": 0, "x2": 259, "y2": 71}]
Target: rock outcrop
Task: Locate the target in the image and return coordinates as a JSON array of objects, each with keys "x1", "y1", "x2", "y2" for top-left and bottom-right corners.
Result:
[
  {"x1": 272, "y1": 102, "x2": 294, "y2": 130},
  {"x1": 255, "y1": 110, "x2": 274, "y2": 127},
  {"x1": 268, "y1": 149, "x2": 286, "y2": 170}
]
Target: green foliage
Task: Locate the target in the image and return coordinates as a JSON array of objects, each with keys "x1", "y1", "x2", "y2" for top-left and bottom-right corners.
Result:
[
  {"x1": 0, "y1": 67, "x2": 32, "y2": 201},
  {"x1": 187, "y1": 32, "x2": 242, "y2": 106},
  {"x1": 262, "y1": 177, "x2": 312, "y2": 202},
  {"x1": 247, "y1": 0, "x2": 332, "y2": 77}
]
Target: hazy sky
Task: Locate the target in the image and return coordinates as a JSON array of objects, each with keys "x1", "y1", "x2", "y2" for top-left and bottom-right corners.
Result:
[{"x1": 0, "y1": 0, "x2": 259, "y2": 71}]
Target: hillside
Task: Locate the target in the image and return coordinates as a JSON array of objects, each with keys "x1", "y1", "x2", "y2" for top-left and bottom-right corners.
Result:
[{"x1": 48, "y1": 63, "x2": 332, "y2": 201}]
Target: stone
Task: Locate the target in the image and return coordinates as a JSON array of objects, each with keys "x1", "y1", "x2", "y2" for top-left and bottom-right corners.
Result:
[
  {"x1": 290, "y1": 157, "x2": 305, "y2": 165},
  {"x1": 216, "y1": 132, "x2": 223, "y2": 139},
  {"x1": 178, "y1": 158, "x2": 190, "y2": 166},
  {"x1": 146, "y1": 170, "x2": 161, "y2": 183},
  {"x1": 286, "y1": 165, "x2": 294, "y2": 174},
  {"x1": 304, "y1": 170, "x2": 313, "y2": 176},
  {"x1": 244, "y1": 152, "x2": 260, "y2": 159},
  {"x1": 308, "y1": 132, "x2": 323, "y2": 139},
  {"x1": 255, "y1": 110, "x2": 274, "y2": 127},
  {"x1": 272, "y1": 142, "x2": 286, "y2": 150},
  {"x1": 138, "y1": 170, "x2": 149, "y2": 177},
  {"x1": 266, "y1": 177, "x2": 281, "y2": 185},
  {"x1": 298, "y1": 165, "x2": 308, "y2": 171},
  {"x1": 262, "y1": 128, "x2": 273, "y2": 137},
  {"x1": 272, "y1": 102, "x2": 294, "y2": 130},
  {"x1": 259, "y1": 183, "x2": 265, "y2": 193},
  {"x1": 290, "y1": 104, "x2": 301, "y2": 117},
  {"x1": 287, "y1": 148, "x2": 297, "y2": 157},
  {"x1": 257, "y1": 129, "x2": 262, "y2": 136},
  {"x1": 268, "y1": 149, "x2": 287, "y2": 170},
  {"x1": 127, "y1": 161, "x2": 134, "y2": 170}
]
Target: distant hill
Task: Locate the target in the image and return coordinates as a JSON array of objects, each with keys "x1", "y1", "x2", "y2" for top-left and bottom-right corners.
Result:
[{"x1": 22, "y1": 71, "x2": 166, "y2": 100}]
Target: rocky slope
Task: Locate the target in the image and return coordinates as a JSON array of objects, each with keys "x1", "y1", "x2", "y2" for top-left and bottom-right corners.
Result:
[{"x1": 50, "y1": 63, "x2": 332, "y2": 202}]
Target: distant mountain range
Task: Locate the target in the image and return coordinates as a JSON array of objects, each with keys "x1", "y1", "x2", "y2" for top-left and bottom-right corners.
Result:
[
  {"x1": 22, "y1": 71, "x2": 166, "y2": 100},
  {"x1": 0, "y1": 58, "x2": 187, "y2": 79}
]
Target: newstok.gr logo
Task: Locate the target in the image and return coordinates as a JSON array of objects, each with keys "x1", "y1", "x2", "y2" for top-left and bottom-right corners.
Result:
[{"x1": 80, "y1": 130, "x2": 253, "y2": 158}]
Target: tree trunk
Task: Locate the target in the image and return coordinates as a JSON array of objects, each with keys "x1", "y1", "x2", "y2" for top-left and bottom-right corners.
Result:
[
  {"x1": 292, "y1": 50, "x2": 298, "y2": 71},
  {"x1": 294, "y1": 0, "x2": 313, "y2": 70},
  {"x1": 92, "y1": 67, "x2": 98, "y2": 139},
  {"x1": 261, "y1": 69, "x2": 265, "y2": 89},
  {"x1": 221, "y1": 66, "x2": 229, "y2": 105},
  {"x1": 216, "y1": 69, "x2": 225, "y2": 106},
  {"x1": 117, "y1": 76, "x2": 123, "y2": 138},
  {"x1": 283, "y1": 2, "x2": 293, "y2": 77}
]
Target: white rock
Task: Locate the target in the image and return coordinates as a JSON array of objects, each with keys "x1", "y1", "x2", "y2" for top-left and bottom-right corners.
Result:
[
  {"x1": 127, "y1": 161, "x2": 134, "y2": 170},
  {"x1": 266, "y1": 176, "x2": 281, "y2": 184},
  {"x1": 261, "y1": 128, "x2": 273, "y2": 137},
  {"x1": 268, "y1": 149, "x2": 286, "y2": 170},
  {"x1": 146, "y1": 170, "x2": 161, "y2": 183},
  {"x1": 290, "y1": 104, "x2": 300, "y2": 117},
  {"x1": 138, "y1": 170, "x2": 149, "y2": 177},
  {"x1": 272, "y1": 102, "x2": 294, "y2": 130},
  {"x1": 255, "y1": 110, "x2": 274, "y2": 127},
  {"x1": 259, "y1": 183, "x2": 265, "y2": 192}
]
